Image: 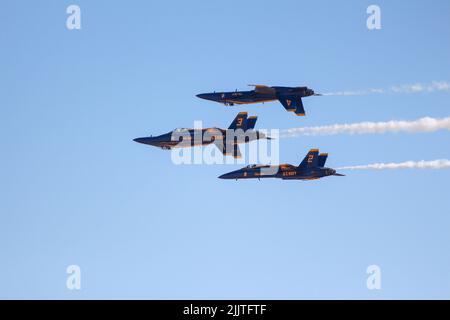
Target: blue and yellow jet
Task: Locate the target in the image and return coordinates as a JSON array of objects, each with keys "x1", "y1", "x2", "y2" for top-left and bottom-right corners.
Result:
[
  {"x1": 133, "y1": 112, "x2": 270, "y2": 158},
  {"x1": 197, "y1": 85, "x2": 321, "y2": 116},
  {"x1": 219, "y1": 149, "x2": 344, "y2": 180}
]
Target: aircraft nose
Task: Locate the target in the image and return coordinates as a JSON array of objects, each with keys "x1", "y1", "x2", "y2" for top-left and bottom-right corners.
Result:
[
  {"x1": 218, "y1": 173, "x2": 231, "y2": 179},
  {"x1": 218, "y1": 169, "x2": 243, "y2": 179},
  {"x1": 218, "y1": 172, "x2": 237, "y2": 179},
  {"x1": 133, "y1": 137, "x2": 147, "y2": 144},
  {"x1": 196, "y1": 93, "x2": 216, "y2": 101},
  {"x1": 133, "y1": 137, "x2": 159, "y2": 146}
]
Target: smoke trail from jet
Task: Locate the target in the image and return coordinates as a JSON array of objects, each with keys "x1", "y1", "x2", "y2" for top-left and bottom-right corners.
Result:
[
  {"x1": 337, "y1": 159, "x2": 450, "y2": 170},
  {"x1": 280, "y1": 116, "x2": 450, "y2": 138},
  {"x1": 323, "y1": 81, "x2": 450, "y2": 96},
  {"x1": 322, "y1": 88, "x2": 385, "y2": 96}
]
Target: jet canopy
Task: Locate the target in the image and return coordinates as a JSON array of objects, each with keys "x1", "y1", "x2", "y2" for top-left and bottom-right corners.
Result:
[
  {"x1": 245, "y1": 164, "x2": 270, "y2": 169},
  {"x1": 173, "y1": 128, "x2": 190, "y2": 132},
  {"x1": 279, "y1": 164, "x2": 297, "y2": 170}
]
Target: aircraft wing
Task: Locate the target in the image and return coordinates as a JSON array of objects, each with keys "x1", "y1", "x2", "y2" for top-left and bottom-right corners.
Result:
[
  {"x1": 277, "y1": 94, "x2": 306, "y2": 116},
  {"x1": 214, "y1": 141, "x2": 242, "y2": 159}
]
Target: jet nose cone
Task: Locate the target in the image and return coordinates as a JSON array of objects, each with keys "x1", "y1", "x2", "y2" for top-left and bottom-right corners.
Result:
[
  {"x1": 134, "y1": 137, "x2": 159, "y2": 146},
  {"x1": 133, "y1": 137, "x2": 147, "y2": 144},
  {"x1": 196, "y1": 93, "x2": 218, "y2": 101},
  {"x1": 218, "y1": 170, "x2": 242, "y2": 179},
  {"x1": 218, "y1": 172, "x2": 235, "y2": 179}
]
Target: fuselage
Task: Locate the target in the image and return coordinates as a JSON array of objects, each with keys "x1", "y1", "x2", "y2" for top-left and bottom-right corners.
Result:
[
  {"x1": 197, "y1": 91, "x2": 276, "y2": 106},
  {"x1": 134, "y1": 128, "x2": 266, "y2": 150},
  {"x1": 197, "y1": 86, "x2": 314, "y2": 106},
  {"x1": 218, "y1": 164, "x2": 337, "y2": 180}
]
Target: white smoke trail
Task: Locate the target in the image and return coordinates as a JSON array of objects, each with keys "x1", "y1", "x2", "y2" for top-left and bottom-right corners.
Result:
[
  {"x1": 280, "y1": 116, "x2": 450, "y2": 138},
  {"x1": 391, "y1": 81, "x2": 450, "y2": 93},
  {"x1": 338, "y1": 159, "x2": 450, "y2": 170},
  {"x1": 322, "y1": 88, "x2": 384, "y2": 96},
  {"x1": 323, "y1": 81, "x2": 450, "y2": 96}
]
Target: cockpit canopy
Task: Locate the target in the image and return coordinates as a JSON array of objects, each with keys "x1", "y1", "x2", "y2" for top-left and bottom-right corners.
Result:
[
  {"x1": 279, "y1": 164, "x2": 296, "y2": 170},
  {"x1": 244, "y1": 164, "x2": 270, "y2": 169},
  {"x1": 173, "y1": 128, "x2": 190, "y2": 133}
]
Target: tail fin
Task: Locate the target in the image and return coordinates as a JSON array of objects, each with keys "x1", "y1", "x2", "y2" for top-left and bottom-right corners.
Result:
[
  {"x1": 228, "y1": 112, "x2": 248, "y2": 130},
  {"x1": 318, "y1": 153, "x2": 328, "y2": 167},
  {"x1": 278, "y1": 94, "x2": 306, "y2": 116},
  {"x1": 298, "y1": 149, "x2": 319, "y2": 169},
  {"x1": 246, "y1": 116, "x2": 257, "y2": 130}
]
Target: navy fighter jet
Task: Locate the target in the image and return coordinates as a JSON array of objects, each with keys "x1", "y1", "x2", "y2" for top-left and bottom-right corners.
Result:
[
  {"x1": 133, "y1": 112, "x2": 270, "y2": 158},
  {"x1": 219, "y1": 149, "x2": 344, "y2": 180},
  {"x1": 196, "y1": 85, "x2": 321, "y2": 116}
]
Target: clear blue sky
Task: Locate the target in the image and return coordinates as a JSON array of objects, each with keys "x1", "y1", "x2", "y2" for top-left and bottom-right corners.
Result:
[{"x1": 1, "y1": 0, "x2": 449, "y2": 299}]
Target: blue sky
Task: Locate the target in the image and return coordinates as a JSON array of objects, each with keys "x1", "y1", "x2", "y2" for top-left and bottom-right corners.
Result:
[{"x1": 1, "y1": 0, "x2": 449, "y2": 299}]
